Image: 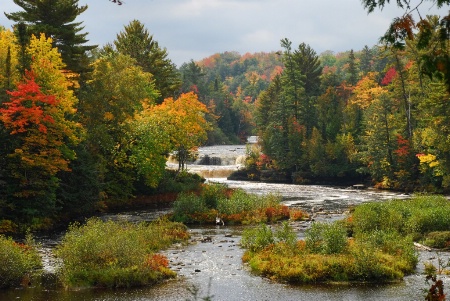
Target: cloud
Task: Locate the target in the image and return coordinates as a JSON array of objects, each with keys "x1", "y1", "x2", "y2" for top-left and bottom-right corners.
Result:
[{"x1": 1, "y1": 0, "x2": 448, "y2": 66}]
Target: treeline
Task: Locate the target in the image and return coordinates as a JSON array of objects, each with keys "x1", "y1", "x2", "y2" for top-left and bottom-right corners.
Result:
[
  {"x1": 249, "y1": 19, "x2": 450, "y2": 192},
  {"x1": 0, "y1": 2, "x2": 209, "y2": 230},
  {"x1": 179, "y1": 51, "x2": 282, "y2": 144},
  {"x1": 2, "y1": 0, "x2": 450, "y2": 229}
]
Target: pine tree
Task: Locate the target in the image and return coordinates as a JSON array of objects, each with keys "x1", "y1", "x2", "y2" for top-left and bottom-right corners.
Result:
[
  {"x1": 5, "y1": 0, "x2": 96, "y2": 73},
  {"x1": 347, "y1": 49, "x2": 359, "y2": 86},
  {"x1": 114, "y1": 20, "x2": 181, "y2": 103},
  {"x1": 360, "y1": 45, "x2": 373, "y2": 75}
]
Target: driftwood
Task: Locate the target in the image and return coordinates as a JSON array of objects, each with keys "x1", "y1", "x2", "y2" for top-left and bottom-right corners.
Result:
[{"x1": 414, "y1": 242, "x2": 432, "y2": 251}]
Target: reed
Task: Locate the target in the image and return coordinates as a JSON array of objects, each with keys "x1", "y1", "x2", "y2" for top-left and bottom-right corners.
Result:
[
  {"x1": 55, "y1": 218, "x2": 188, "y2": 288},
  {"x1": 0, "y1": 234, "x2": 42, "y2": 288}
]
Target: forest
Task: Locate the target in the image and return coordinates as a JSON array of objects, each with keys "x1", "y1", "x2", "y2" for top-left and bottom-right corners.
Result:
[{"x1": 1, "y1": 0, "x2": 450, "y2": 230}]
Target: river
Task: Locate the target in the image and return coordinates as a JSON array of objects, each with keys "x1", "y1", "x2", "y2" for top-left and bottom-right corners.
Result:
[{"x1": 1, "y1": 144, "x2": 448, "y2": 301}]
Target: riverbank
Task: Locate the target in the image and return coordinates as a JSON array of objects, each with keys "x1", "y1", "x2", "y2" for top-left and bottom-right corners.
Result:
[
  {"x1": 227, "y1": 168, "x2": 371, "y2": 188},
  {"x1": 0, "y1": 181, "x2": 447, "y2": 300}
]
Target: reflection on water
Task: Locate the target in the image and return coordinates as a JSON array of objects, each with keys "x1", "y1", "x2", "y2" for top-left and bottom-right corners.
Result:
[{"x1": 1, "y1": 145, "x2": 448, "y2": 300}]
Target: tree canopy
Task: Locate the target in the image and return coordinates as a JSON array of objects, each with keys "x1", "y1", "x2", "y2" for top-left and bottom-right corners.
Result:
[{"x1": 5, "y1": 0, "x2": 96, "y2": 73}]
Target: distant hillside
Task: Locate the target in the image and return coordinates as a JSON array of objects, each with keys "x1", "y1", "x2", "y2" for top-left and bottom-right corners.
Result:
[
  {"x1": 178, "y1": 46, "x2": 387, "y2": 145},
  {"x1": 178, "y1": 51, "x2": 283, "y2": 144}
]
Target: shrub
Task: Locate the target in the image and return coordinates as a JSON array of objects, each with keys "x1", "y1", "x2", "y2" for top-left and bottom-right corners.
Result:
[
  {"x1": 171, "y1": 184, "x2": 298, "y2": 224},
  {"x1": 305, "y1": 222, "x2": 348, "y2": 255},
  {"x1": 172, "y1": 192, "x2": 209, "y2": 223},
  {"x1": 424, "y1": 231, "x2": 450, "y2": 249},
  {"x1": 0, "y1": 234, "x2": 42, "y2": 288},
  {"x1": 242, "y1": 222, "x2": 298, "y2": 253},
  {"x1": 351, "y1": 195, "x2": 450, "y2": 239},
  {"x1": 201, "y1": 183, "x2": 227, "y2": 209},
  {"x1": 55, "y1": 218, "x2": 188, "y2": 288},
  {"x1": 241, "y1": 224, "x2": 275, "y2": 252}
]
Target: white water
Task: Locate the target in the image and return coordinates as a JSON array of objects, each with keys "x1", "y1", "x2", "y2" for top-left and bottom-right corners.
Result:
[
  {"x1": 1, "y1": 143, "x2": 447, "y2": 301},
  {"x1": 166, "y1": 144, "x2": 248, "y2": 178}
]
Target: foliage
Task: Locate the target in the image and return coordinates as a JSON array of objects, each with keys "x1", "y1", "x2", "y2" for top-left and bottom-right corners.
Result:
[
  {"x1": 78, "y1": 52, "x2": 158, "y2": 200},
  {"x1": 241, "y1": 221, "x2": 297, "y2": 253},
  {"x1": 241, "y1": 196, "x2": 446, "y2": 284},
  {"x1": 182, "y1": 51, "x2": 283, "y2": 144},
  {"x1": 0, "y1": 33, "x2": 82, "y2": 220},
  {"x1": 0, "y1": 234, "x2": 42, "y2": 288},
  {"x1": 55, "y1": 218, "x2": 188, "y2": 288},
  {"x1": 114, "y1": 20, "x2": 181, "y2": 103},
  {"x1": 143, "y1": 92, "x2": 211, "y2": 172},
  {"x1": 171, "y1": 184, "x2": 304, "y2": 224},
  {"x1": 305, "y1": 221, "x2": 348, "y2": 255},
  {"x1": 351, "y1": 195, "x2": 450, "y2": 237},
  {"x1": 5, "y1": 0, "x2": 96, "y2": 73},
  {"x1": 424, "y1": 231, "x2": 450, "y2": 249}
]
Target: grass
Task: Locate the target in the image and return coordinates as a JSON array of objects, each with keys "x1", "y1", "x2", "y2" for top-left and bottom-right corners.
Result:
[
  {"x1": 0, "y1": 234, "x2": 42, "y2": 288},
  {"x1": 55, "y1": 217, "x2": 189, "y2": 288},
  {"x1": 171, "y1": 183, "x2": 308, "y2": 224},
  {"x1": 242, "y1": 194, "x2": 450, "y2": 284}
]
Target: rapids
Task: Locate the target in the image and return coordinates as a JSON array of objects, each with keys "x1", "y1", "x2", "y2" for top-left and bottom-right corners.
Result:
[{"x1": 1, "y1": 143, "x2": 448, "y2": 301}]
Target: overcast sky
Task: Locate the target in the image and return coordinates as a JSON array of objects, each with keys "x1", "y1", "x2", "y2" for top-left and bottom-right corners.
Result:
[{"x1": 1, "y1": 0, "x2": 447, "y2": 67}]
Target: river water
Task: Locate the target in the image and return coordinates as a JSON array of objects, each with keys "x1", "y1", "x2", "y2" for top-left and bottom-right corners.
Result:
[{"x1": 1, "y1": 144, "x2": 448, "y2": 301}]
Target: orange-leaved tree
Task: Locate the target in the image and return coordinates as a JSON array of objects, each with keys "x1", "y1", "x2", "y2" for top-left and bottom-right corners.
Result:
[
  {"x1": 0, "y1": 72, "x2": 74, "y2": 218},
  {"x1": 144, "y1": 92, "x2": 211, "y2": 172},
  {"x1": 0, "y1": 33, "x2": 82, "y2": 220}
]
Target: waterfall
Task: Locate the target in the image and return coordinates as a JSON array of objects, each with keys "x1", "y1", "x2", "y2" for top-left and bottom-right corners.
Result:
[{"x1": 166, "y1": 142, "x2": 254, "y2": 178}]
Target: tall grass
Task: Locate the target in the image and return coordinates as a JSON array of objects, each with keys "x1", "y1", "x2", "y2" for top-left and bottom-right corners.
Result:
[
  {"x1": 171, "y1": 184, "x2": 304, "y2": 224},
  {"x1": 351, "y1": 195, "x2": 450, "y2": 238},
  {"x1": 0, "y1": 234, "x2": 42, "y2": 288},
  {"x1": 242, "y1": 194, "x2": 450, "y2": 284},
  {"x1": 55, "y1": 218, "x2": 188, "y2": 288}
]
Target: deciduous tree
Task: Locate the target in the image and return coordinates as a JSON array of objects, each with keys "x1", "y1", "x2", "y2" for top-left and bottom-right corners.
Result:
[{"x1": 5, "y1": 0, "x2": 96, "y2": 73}]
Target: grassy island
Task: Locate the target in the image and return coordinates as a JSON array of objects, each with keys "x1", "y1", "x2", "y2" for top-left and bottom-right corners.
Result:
[
  {"x1": 55, "y1": 218, "x2": 189, "y2": 288},
  {"x1": 242, "y1": 195, "x2": 450, "y2": 284},
  {"x1": 170, "y1": 183, "x2": 307, "y2": 224}
]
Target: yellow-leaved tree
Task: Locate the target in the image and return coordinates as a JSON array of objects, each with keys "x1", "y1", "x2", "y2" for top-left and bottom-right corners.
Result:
[{"x1": 135, "y1": 92, "x2": 211, "y2": 186}]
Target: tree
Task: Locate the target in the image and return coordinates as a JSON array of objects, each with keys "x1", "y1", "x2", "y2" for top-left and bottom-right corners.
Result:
[
  {"x1": 0, "y1": 33, "x2": 82, "y2": 220},
  {"x1": 360, "y1": 45, "x2": 374, "y2": 75},
  {"x1": 361, "y1": 0, "x2": 450, "y2": 91},
  {"x1": 347, "y1": 49, "x2": 359, "y2": 86},
  {"x1": 114, "y1": 20, "x2": 181, "y2": 103},
  {"x1": 0, "y1": 29, "x2": 20, "y2": 103},
  {"x1": 0, "y1": 71, "x2": 79, "y2": 218},
  {"x1": 143, "y1": 92, "x2": 211, "y2": 172},
  {"x1": 5, "y1": 0, "x2": 96, "y2": 73},
  {"x1": 291, "y1": 42, "x2": 322, "y2": 137},
  {"x1": 179, "y1": 60, "x2": 208, "y2": 100},
  {"x1": 78, "y1": 52, "x2": 159, "y2": 200}
]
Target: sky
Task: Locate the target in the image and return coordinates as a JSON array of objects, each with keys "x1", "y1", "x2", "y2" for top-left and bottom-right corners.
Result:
[{"x1": 1, "y1": 0, "x2": 447, "y2": 67}]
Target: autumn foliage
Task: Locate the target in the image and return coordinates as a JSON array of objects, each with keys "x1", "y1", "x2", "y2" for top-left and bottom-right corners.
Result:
[{"x1": 1, "y1": 72, "x2": 70, "y2": 176}]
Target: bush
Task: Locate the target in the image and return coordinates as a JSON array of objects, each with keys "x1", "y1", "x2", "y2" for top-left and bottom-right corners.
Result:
[
  {"x1": 241, "y1": 222, "x2": 297, "y2": 253},
  {"x1": 0, "y1": 234, "x2": 42, "y2": 288},
  {"x1": 171, "y1": 184, "x2": 300, "y2": 224},
  {"x1": 241, "y1": 224, "x2": 275, "y2": 252},
  {"x1": 305, "y1": 222, "x2": 348, "y2": 255},
  {"x1": 424, "y1": 231, "x2": 450, "y2": 249},
  {"x1": 55, "y1": 218, "x2": 188, "y2": 288},
  {"x1": 201, "y1": 183, "x2": 227, "y2": 209},
  {"x1": 351, "y1": 195, "x2": 450, "y2": 238},
  {"x1": 172, "y1": 192, "x2": 210, "y2": 223}
]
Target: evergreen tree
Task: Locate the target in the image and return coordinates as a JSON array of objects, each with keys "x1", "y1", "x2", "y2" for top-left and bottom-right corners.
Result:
[
  {"x1": 114, "y1": 20, "x2": 181, "y2": 103},
  {"x1": 292, "y1": 42, "x2": 322, "y2": 137},
  {"x1": 360, "y1": 45, "x2": 373, "y2": 75},
  {"x1": 347, "y1": 49, "x2": 359, "y2": 85},
  {"x1": 5, "y1": 0, "x2": 96, "y2": 74},
  {"x1": 294, "y1": 43, "x2": 322, "y2": 96},
  {"x1": 179, "y1": 60, "x2": 208, "y2": 100}
]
